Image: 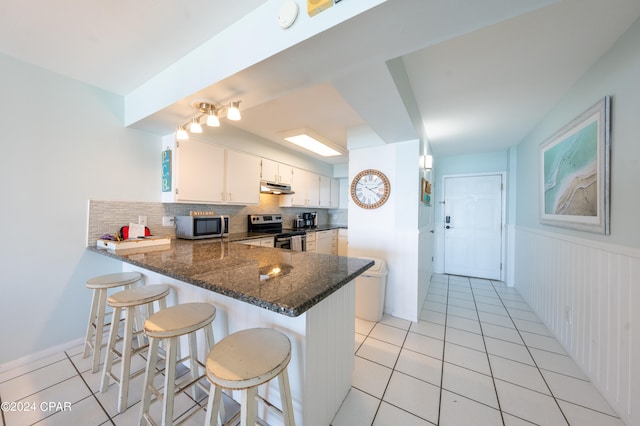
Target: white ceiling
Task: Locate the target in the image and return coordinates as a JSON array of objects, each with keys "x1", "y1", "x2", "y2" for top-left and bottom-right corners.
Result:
[{"x1": 1, "y1": 0, "x2": 639, "y2": 163}]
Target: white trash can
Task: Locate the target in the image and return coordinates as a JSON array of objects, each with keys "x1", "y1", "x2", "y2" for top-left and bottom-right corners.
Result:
[{"x1": 355, "y1": 258, "x2": 388, "y2": 322}]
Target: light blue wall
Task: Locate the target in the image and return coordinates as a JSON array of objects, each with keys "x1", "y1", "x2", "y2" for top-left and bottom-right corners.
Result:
[
  {"x1": 0, "y1": 54, "x2": 161, "y2": 363},
  {"x1": 515, "y1": 17, "x2": 640, "y2": 248},
  {"x1": 433, "y1": 150, "x2": 509, "y2": 221}
]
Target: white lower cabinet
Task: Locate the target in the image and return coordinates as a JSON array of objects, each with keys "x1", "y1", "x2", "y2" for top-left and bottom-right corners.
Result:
[
  {"x1": 236, "y1": 237, "x2": 274, "y2": 247},
  {"x1": 315, "y1": 230, "x2": 337, "y2": 255},
  {"x1": 338, "y1": 228, "x2": 348, "y2": 256},
  {"x1": 306, "y1": 231, "x2": 316, "y2": 252}
]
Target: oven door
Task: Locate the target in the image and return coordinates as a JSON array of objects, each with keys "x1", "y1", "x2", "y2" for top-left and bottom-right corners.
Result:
[{"x1": 276, "y1": 235, "x2": 306, "y2": 251}]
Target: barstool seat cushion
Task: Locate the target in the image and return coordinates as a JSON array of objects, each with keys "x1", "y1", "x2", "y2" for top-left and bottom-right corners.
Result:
[
  {"x1": 206, "y1": 328, "x2": 291, "y2": 390},
  {"x1": 144, "y1": 302, "x2": 216, "y2": 338},
  {"x1": 86, "y1": 271, "x2": 142, "y2": 289},
  {"x1": 108, "y1": 284, "x2": 171, "y2": 308}
]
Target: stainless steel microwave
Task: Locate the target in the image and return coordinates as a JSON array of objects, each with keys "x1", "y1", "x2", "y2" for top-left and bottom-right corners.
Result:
[{"x1": 175, "y1": 215, "x2": 229, "y2": 239}]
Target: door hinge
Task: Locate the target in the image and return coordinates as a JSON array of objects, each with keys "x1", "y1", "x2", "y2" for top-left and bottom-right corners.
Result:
[
  {"x1": 501, "y1": 183, "x2": 504, "y2": 191},
  {"x1": 500, "y1": 263, "x2": 503, "y2": 270},
  {"x1": 175, "y1": 188, "x2": 179, "y2": 195},
  {"x1": 176, "y1": 141, "x2": 180, "y2": 148}
]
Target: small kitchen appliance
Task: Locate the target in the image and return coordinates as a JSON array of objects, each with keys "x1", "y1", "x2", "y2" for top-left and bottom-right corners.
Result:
[
  {"x1": 302, "y1": 212, "x2": 318, "y2": 227},
  {"x1": 176, "y1": 215, "x2": 228, "y2": 239}
]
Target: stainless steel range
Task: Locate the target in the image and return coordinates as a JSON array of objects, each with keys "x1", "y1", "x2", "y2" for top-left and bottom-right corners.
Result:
[{"x1": 248, "y1": 214, "x2": 306, "y2": 251}]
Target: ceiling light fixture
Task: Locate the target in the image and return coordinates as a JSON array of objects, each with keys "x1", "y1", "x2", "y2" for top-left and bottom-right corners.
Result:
[
  {"x1": 175, "y1": 101, "x2": 241, "y2": 140},
  {"x1": 189, "y1": 118, "x2": 203, "y2": 133},
  {"x1": 279, "y1": 128, "x2": 346, "y2": 157},
  {"x1": 227, "y1": 101, "x2": 241, "y2": 121},
  {"x1": 176, "y1": 126, "x2": 189, "y2": 141}
]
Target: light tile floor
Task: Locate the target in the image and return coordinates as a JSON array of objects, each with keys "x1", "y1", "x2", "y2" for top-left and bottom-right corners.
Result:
[
  {"x1": 0, "y1": 274, "x2": 626, "y2": 425},
  {"x1": 333, "y1": 274, "x2": 625, "y2": 426}
]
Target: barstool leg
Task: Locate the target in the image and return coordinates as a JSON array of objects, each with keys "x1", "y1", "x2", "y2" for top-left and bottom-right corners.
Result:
[
  {"x1": 278, "y1": 370, "x2": 295, "y2": 426},
  {"x1": 162, "y1": 336, "x2": 178, "y2": 426},
  {"x1": 241, "y1": 387, "x2": 258, "y2": 426},
  {"x1": 83, "y1": 289, "x2": 100, "y2": 358},
  {"x1": 117, "y1": 305, "x2": 135, "y2": 413},
  {"x1": 204, "y1": 386, "x2": 222, "y2": 426},
  {"x1": 100, "y1": 306, "x2": 122, "y2": 393},
  {"x1": 140, "y1": 336, "x2": 160, "y2": 426},
  {"x1": 92, "y1": 288, "x2": 108, "y2": 373},
  {"x1": 188, "y1": 331, "x2": 199, "y2": 400}
]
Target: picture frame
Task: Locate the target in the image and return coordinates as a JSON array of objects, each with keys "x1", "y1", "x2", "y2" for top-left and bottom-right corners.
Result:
[
  {"x1": 539, "y1": 96, "x2": 610, "y2": 234},
  {"x1": 421, "y1": 177, "x2": 432, "y2": 206}
]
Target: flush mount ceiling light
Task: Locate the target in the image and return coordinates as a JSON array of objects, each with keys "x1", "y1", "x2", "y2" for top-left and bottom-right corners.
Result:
[
  {"x1": 279, "y1": 128, "x2": 346, "y2": 157},
  {"x1": 175, "y1": 101, "x2": 241, "y2": 140}
]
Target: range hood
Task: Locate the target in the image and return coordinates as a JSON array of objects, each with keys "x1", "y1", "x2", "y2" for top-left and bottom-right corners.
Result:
[{"x1": 260, "y1": 181, "x2": 294, "y2": 195}]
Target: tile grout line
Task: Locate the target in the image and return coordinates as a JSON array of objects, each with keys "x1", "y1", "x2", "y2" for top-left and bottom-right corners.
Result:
[
  {"x1": 465, "y1": 276, "x2": 506, "y2": 426},
  {"x1": 488, "y1": 279, "x2": 571, "y2": 426},
  {"x1": 64, "y1": 351, "x2": 115, "y2": 426},
  {"x1": 435, "y1": 275, "x2": 451, "y2": 426},
  {"x1": 369, "y1": 314, "x2": 411, "y2": 424}
]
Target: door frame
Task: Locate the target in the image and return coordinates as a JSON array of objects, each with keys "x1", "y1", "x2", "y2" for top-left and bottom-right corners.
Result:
[{"x1": 434, "y1": 172, "x2": 507, "y2": 281}]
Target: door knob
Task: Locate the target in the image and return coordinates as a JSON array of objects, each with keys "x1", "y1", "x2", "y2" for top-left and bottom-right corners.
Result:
[{"x1": 445, "y1": 225, "x2": 453, "y2": 229}]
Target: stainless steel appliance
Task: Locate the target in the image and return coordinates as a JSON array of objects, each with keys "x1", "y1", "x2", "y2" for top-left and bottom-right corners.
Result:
[
  {"x1": 302, "y1": 212, "x2": 318, "y2": 227},
  {"x1": 248, "y1": 214, "x2": 306, "y2": 251},
  {"x1": 259, "y1": 181, "x2": 294, "y2": 194},
  {"x1": 176, "y1": 215, "x2": 228, "y2": 239}
]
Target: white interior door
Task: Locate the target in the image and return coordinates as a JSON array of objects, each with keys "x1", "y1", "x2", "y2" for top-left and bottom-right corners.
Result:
[{"x1": 443, "y1": 174, "x2": 503, "y2": 279}]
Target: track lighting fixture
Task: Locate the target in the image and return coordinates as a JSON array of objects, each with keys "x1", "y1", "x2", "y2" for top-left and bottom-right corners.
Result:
[{"x1": 175, "y1": 101, "x2": 241, "y2": 140}]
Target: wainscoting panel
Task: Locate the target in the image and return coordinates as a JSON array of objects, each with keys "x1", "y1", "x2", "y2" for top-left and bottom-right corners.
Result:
[{"x1": 514, "y1": 226, "x2": 639, "y2": 426}]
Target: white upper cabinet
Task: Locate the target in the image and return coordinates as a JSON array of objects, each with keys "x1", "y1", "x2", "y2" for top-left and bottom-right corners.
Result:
[
  {"x1": 319, "y1": 175, "x2": 331, "y2": 208},
  {"x1": 280, "y1": 167, "x2": 309, "y2": 207},
  {"x1": 307, "y1": 172, "x2": 320, "y2": 207},
  {"x1": 261, "y1": 158, "x2": 293, "y2": 185},
  {"x1": 330, "y1": 178, "x2": 341, "y2": 208},
  {"x1": 164, "y1": 138, "x2": 225, "y2": 203},
  {"x1": 162, "y1": 138, "x2": 260, "y2": 205},
  {"x1": 226, "y1": 150, "x2": 261, "y2": 205}
]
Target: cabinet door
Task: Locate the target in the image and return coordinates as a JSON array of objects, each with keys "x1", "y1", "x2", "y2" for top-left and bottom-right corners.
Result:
[
  {"x1": 319, "y1": 175, "x2": 331, "y2": 208},
  {"x1": 175, "y1": 139, "x2": 224, "y2": 203},
  {"x1": 307, "y1": 172, "x2": 321, "y2": 207},
  {"x1": 261, "y1": 158, "x2": 279, "y2": 183},
  {"x1": 282, "y1": 167, "x2": 309, "y2": 207},
  {"x1": 226, "y1": 150, "x2": 260, "y2": 204},
  {"x1": 330, "y1": 178, "x2": 340, "y2": 208},
  {"x1": 278, "y1": 163, "x2": 293, "y2": 185}
]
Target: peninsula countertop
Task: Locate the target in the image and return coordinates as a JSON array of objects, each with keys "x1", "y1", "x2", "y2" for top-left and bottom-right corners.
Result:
[{"x1": 87, "y1": 238, "x2": 372, "y2": 317}]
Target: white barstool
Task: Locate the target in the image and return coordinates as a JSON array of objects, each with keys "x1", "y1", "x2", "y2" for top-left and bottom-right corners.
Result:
[
  {"x1": 139, "y1": 302, "x2": 217, "y2": 426},
  {"x1": 83, "y1": 271, "x2": 143, "y2": 373},
  {"x1": 204, "y1": 328, "x2": 295, "y2": 426},
  {"x1": 100, "y1": 284, "x2": 171, "y2": 413}
]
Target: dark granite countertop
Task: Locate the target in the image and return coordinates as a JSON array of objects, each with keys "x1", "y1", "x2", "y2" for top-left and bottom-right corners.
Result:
[{"x1": 87, "y1": 238, "x2": 371, "y2": 317}]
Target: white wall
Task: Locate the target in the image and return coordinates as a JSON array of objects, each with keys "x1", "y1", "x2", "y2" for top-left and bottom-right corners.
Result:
[
  {"x1": 348, "y1": 137, "x2": 429, "y2": 321},
  {"x1": 0, "y1": 54, "x2": 160, "y2": 363},
  {"x1": 513, "y1": 17, "x2": 640, "y2": 426}
]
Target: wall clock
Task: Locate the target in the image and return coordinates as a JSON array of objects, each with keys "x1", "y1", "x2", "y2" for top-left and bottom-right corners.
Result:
[{"x1": 350, "y1": 169, "x2": 390, "y2": 209}]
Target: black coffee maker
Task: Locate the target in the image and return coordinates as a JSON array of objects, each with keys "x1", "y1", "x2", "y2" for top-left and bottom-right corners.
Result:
[{"x1": 302, "y1": 212, "x2": 317, "y2": 227}]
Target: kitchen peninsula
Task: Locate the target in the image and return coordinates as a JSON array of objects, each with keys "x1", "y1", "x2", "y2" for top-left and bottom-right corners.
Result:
[{"x1": 88, "y1": 238, "x2": 372, "y2": 426}]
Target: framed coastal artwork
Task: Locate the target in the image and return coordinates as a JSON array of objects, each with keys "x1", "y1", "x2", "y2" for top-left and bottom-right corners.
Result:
[{"x1": 539, "y1": 96, "x2": 610, "y2": 234}]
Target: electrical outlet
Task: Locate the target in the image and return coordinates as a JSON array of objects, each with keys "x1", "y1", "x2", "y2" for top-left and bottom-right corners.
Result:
[
  {"x1": 162, "y1": 216, "x2": 175, "y2": 227},
  {"x1": 138, "y1": 216, "x2": 147, "y2": 226}
]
